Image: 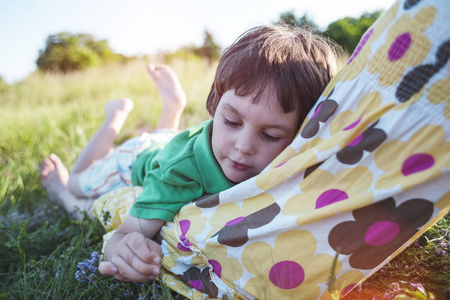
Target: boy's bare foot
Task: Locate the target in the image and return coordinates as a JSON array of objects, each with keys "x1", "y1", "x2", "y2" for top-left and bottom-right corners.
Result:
[
  {"x1": 40, "y1": 154, "x2": 94, "y2": 220},
  {"x1": 147, "y1": 64, "x2": 187, "y2": 111},
  {"x1": 39, "y1": 153, "x2": 70, "y2": 207},
  {"x1": 147, "y1": 64, "x2": 186, "y2": 130},
  {"x1": 104, "y1": 98, "x2": 134, "y2": 132},
  {"x1": 104, "y1": 98, "x2": 134, "y2": 120}
]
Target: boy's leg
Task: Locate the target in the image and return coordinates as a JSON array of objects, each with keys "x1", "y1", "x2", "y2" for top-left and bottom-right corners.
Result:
[
  {"x1": 41, "y1": 64, "x2": 187, "y2": 213},
  {"x1": 147, "y1": 64, "x2": 186, "y2": 131},
  {"x1": 40, "y1": 153, "x2": 94, "y2": 220},
  {"x1": 68, "y1": 98, "x2": 134, "y2": 197},
  {"x1": 68, "y1": 64, "x2": 187, "y2": 197}
]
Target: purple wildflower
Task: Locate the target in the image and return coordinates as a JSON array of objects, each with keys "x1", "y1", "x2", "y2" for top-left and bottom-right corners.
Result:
[
  {"x1": 75, "y1": 270, "x2": 87, "y2": 282},
  {"x1": 124, "y1": 290, "x2": 134, "y2": 297},
  {"x1": 410, "y1": 283, "x2": 424, "y2": 290},
  {"x1": 75, "y1": 251, "x2": 101, "y2": 282}
]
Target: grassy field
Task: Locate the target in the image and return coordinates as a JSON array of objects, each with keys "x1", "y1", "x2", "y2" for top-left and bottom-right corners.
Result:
[{"x1": 0, "y1": 59, "x2": 449, "y2": 299}]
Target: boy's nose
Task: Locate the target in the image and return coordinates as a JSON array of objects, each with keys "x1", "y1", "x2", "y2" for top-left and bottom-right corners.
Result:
[{"x1": 234, "y1": 132, "x2": 256, "y2": 155}]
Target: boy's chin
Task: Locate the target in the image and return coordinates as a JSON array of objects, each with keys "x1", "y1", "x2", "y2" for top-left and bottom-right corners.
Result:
[{"x1": 225, "y1": 171, "x2": 254, "y2": 184}]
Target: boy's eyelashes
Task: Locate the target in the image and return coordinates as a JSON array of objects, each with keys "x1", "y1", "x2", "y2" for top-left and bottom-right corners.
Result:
[
  {"x1": 223, "y1": 117, "x2": 281, "y2": 142},
  {"x1": 262, "y1": 132, "x2": 281, "y2": 142},
  {"x1": 223, "y1": 117, "x2": 240, "y2": 128}
]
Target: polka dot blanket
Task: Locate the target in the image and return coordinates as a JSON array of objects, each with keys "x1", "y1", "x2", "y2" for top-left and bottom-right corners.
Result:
[{"x1": 93, "y1": 0, "x2": 450, "y2": 298}]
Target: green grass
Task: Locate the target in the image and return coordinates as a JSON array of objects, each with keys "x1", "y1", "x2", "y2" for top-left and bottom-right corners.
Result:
[{"x1": 0, "y1": 58, "x2": 449, "y2": 299}]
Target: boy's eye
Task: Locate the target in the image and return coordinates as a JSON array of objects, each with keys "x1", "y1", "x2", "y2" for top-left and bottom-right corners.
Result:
[
  {"x1": 262, "y1": 132, "x2": 281, "y2": 142},
  {"x1": 224, "y1": 118, "x2": 240, "y2": 128}
]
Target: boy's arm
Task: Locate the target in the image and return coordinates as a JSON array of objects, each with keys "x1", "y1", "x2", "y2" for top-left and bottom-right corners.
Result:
[{"x1": 99, "y1": 214, "x2": 165, "y2": 282}]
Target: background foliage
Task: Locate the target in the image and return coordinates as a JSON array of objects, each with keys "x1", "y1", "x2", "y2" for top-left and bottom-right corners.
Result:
[
  {"x1": 277, "y1": 10, "x2": 382, "y2": 53},
  {"x1": 36, "y1": 33, "x2": 127, "y2": 73},
  {"x1": 34, "y1": 9, "x2": 380, "y2": 76},
  {"x1": 36, "y1": 30, "x2": 222, "y2": 74},
  {"x1": 324, "y1": 11, "x2": 382, "y2": 53}
]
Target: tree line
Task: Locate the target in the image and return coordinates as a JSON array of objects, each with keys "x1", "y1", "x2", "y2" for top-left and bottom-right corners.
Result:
[
  {"x1": 35, "y1": 10, "x2": 381, "y2": 74},
  {"x1": 278, "y1": 10, "x2": 381, "y2": 53}
]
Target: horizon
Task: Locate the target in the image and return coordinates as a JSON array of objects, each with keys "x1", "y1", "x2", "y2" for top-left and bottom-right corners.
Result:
[{"x1": 0, "y1": 0, "x2": 395, "y2": 84}]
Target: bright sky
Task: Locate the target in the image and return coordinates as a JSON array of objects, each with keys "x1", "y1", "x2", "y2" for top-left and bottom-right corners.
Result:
[{"x1": 0, "y1": 0, "x2": 395, "y2": 84}]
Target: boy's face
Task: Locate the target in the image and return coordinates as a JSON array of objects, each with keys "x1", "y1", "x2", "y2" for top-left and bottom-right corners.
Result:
[{"x1": 211, "y1": 88, "x2": 298, "y2": 183}]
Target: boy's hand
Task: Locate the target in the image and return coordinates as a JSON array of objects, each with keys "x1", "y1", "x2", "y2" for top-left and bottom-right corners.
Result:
[
  {"x1": 99, "y1": 232, "x2": 162, "y2": 282},
  {"x1": 100, "y1": 215, "x2": 165, "y2": 282}
]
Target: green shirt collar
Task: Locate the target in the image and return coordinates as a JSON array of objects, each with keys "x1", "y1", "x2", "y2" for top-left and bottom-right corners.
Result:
[{"x1": 193, "y1": 120, "x2": 235, "y2": 193}]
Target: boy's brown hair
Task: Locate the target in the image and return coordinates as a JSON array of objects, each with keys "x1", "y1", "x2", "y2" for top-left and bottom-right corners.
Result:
[{"x1": 206, "y1": 24, "x2": 337, "y2": 129}]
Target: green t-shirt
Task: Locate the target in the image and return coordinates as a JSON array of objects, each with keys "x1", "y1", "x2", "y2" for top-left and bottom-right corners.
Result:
[{"x1": 130, "y1": 120, "x2": 235, "y2": 221}]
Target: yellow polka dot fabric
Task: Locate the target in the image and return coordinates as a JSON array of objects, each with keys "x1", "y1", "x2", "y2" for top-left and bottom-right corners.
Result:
[{"x1": 93, "y1": 1, "x2": 450, "y2": 298}]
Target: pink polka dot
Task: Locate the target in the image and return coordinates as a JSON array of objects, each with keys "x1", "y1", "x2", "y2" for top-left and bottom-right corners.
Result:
[
  {"x1": 189, "y1": 280, "x2": 203, "y2": 291},
  {"x1": 342, "y1": 284, "x2": 356, "y2": 295},
  {"x1": 315, "y1": 189, "x2": 348, "y2": 209},
  {"x1": 343, "y1": 118, "x2": 361, "y2": 131},
  {"x1": 348, "y1": 28, "x2": 373, "y2": 64},
  {"x1": 269, "y1": 261, "x2": 304, "y2": 289},
  {"x1": 348, "y1": 134, "x2": 364, "y2": 147},
  {"x1": 276, "y1": 161, "x2": 287, "y2": 168},
  {"x1": 365, "y1": 221, "x2": 400, "y2": 246},
  {"x1": 311, "y1": 103, "x2": 322, "y2": 119},
  {"x1": 177, "y1": 234, "x2": 193, "y2": 252},
  {"x1": 388, "y1": 33, "x2": 411, "y2": 61},
  {"x1": 177, "y1": 243, "x2": 190, "y2": 252},
  {"x1": 401, "y1": 153, "x2": 434, "y2": 176},
  {"x1": 179, "y1": 219, "x2": 190, "y2": 235},
  {"x1": 225, "y1": 216, "x2": 245, "y2": 226},
  {"x1": 209, "y1": 259, "x2": 222, "y2": 278}
]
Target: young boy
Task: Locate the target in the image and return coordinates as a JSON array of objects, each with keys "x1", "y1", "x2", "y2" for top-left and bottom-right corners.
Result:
[{"x1": 40, "y1": 24, "x2": 336, "y2": 282}]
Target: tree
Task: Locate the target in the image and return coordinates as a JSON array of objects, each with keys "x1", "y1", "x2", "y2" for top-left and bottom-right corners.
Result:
[
  {"x1": 193, "y1": 30, "x2": 222, "y2": 64},
  {"x1": 324, "y1": 11, "x2": 382, "y2": 53},
  {"x1": 276, "y1": 10, "x2": 382, "y2": 54},
  {"x1": 277, "y1": 11, "x2": 321, "y2": 34},
  {"x1": 36, "y1": 33, "x2": 124, "y2": 73}
]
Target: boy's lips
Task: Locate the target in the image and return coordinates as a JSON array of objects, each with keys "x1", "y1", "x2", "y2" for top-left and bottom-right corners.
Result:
[{"x1": 230, "y1": 159, "x2": 250, "y2": 171}]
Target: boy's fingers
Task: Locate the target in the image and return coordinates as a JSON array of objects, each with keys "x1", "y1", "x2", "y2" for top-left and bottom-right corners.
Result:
[
  {"x1": 98, "y1": 261, "x2": 118, "y2": 276},
  {"x1": 100, "y1": 232, "x2": 163, "y2": 282},
  {"x1": 99, "y1": 260, "x2": 139, "y2": 282},
  {"x1": 125, "y1": 233, "x2": 161, "y2": 265},
  {"x1": 110, "y1": 255, "x2": 154, "y2": 282},
  {"x1": 121, "y1": 248, "x2": 160, "y2": 275}
]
